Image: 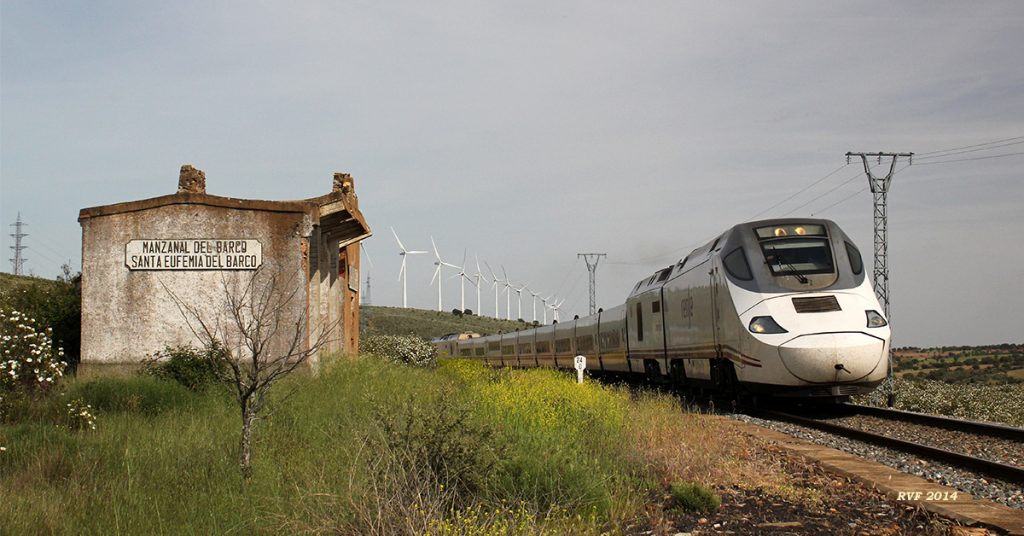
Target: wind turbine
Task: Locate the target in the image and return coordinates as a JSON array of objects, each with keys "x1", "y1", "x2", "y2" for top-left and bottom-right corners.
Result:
[
  {"x1": 552, "y1": 298, "x2": 566, "y2": 322},
  {"x1": 501, "y1": 267, "x2": 513, "y2": 320},
  {"x1": 512, "y1": 282, "x2": 528, "y2": 321},
  {"x1": 486, "y1": 262, "x2": 503, "y2": 319},
  {"x1": 430, "y1": 236, "x2": 459, "y2": 312},
  {"x1": 450, "y1": 250, "x2": 476, "y2": 312},
  {"x1": 527, "y1": 287, "x2": 541, "y2": 323},
  {"x1": 473, "y1": 255, "x2": 485, "y2": 315},
  {"x1": 541, "y1": 294, "x2": 551, "y2": 324},
  {"x1": 391, "y1": 227, "x2": 427, "y2": 308}
]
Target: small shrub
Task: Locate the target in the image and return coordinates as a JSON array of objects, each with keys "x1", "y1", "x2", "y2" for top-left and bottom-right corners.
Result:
[
  {"x1": 669, "y1": 481, "x2": 721, "y2": 513},
  {"x1": 63, "y1": 398, "x2": 96, "y2": 431},
  {"x1": 362, "y1": 334, "x2": 437, "y2": 367},
  {"x1": 374, "y1": 383, "x2": 505, "y2": 498},
  {"x1": 141, "y1": 344, "x2": 228, "y2": 391}
]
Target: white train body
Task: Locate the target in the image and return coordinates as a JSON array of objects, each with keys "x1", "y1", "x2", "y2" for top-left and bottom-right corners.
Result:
[{"x1": 434, "y1": 218, "x2": 890, "y2": 398}]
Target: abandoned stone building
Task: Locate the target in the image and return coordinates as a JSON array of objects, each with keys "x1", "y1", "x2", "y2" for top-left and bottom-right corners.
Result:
[{"x1": 78, "y1": 165, "x2": 371, "y2": 364}]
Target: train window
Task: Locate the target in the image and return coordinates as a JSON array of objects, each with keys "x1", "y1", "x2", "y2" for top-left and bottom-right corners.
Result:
[
  {"x1": 656, "y1": 269, "x2": 671, "y2": 282},
  {"x1": 723, "y1": 248, "x2": 753, "y2": 281},
  {"x1": 460, "y1": 348, "x2": 472, "y2": 357},
  {"x1": 652, "y1": 301, "x2": 661, "y2": 313},
  {"x1": 635, "y1": 302, "x2": 644, "y2": 341},
  {"x1": 501, "y1": 345, "x2": 514, "y2": 355},
  {"x1": 845, "y1": 242, "x2": 863, "y2": 275},
  {"x1": 475, "y1": 347, "x2": 485, "y2": 356},
  {"x1": 576, "y1": 336, "x2": 595, "y2": 352},
  {"x1": 555, "y1": 338, "x2": 571, "y2": 353},
  {"x1": 536, "y1": 341, "x2": 551, "y2": 353},
  {"x1": 599, "y1": 330, "x2": 621, "y2": 350},
  {"x1": 760, "y1": 238, "x2": 834, "y2": 275}
]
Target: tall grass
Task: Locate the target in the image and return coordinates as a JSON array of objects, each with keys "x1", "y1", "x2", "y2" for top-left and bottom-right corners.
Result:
[{"x1": 1, "y1": 357, "x2": 775, "y2": 534}]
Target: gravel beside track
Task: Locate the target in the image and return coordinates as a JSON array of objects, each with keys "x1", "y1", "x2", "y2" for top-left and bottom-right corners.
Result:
[
  {"x1": 825, "y1": 413, "x2": 1024, "y2": 467},
  {"x1": 730, "y1": 412, "x2": 1024, "y2": 510}
]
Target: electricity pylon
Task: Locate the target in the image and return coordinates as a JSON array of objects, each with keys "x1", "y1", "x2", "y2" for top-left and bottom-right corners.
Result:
[
  {"x1": 578, "y1": 253, "x2": 606, "y2": 316},
  {"x1": 846, "y1": 151, "x2": 913, "y2": 407},
  {"x1": 9, "y1": 213, "x2": 28, "y2": 275}
]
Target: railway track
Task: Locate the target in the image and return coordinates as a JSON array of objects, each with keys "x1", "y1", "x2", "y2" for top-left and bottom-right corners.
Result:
[{"x1": 741, "y1": 403, "x2": 1024, "y2": 486}]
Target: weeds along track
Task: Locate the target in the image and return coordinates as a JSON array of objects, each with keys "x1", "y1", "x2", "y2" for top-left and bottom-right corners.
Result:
[{"x1": 741, "y1": 404, "x2": 1024, "y2": 487}]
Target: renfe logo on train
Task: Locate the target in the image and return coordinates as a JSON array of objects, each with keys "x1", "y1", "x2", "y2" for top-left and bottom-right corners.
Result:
[{"x1": 125, "y1": 239, "x2": 263, "y2": 270}]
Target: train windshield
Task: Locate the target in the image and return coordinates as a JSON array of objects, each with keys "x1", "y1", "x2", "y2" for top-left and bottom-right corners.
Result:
[{"x1": 755, "y1": 224, "x2": 834, "y2": 276}]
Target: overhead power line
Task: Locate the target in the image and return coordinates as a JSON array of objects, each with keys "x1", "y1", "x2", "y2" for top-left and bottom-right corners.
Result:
[
  {"x1": 914, "y1": 151, "x2": 1024, "y2": 166},
  {"x1": 915, "y1": 135, "x2": 1024, "y2": 156},
  {"x1": 915, "y1": 139, "x2": 1024, "y2": 160}
]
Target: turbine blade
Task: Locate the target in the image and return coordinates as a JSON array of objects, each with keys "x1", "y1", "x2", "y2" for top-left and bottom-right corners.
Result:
[
  {"x1": 361, "y1": 243, "x2": 375, "y2": 268},
  {"x1": 390, "y1": 227, "x2": 407, "y2": 253},
  {"x1": 431, "y1": 236, "x2": 440, "y2": 260},
  {"x1": 398, "y1": 257, "x2": 407, "y2": 281},
  {"x1": 431, "y1": 264, "x2": 440, "y2": 285}
]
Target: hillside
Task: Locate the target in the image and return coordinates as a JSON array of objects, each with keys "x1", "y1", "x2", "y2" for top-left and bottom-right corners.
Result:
[{"x1": 360, "y1": 305, "x2": 530, "y2": 339}]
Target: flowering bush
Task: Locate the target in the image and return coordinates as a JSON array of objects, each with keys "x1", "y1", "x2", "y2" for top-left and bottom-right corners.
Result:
[
  {"x1": 362, "y1": 335, "x2": 437, "y2": 367},
  {"x1": 0, "y1": 308, "x2": 66, "y2": 395},
  {"x1": 64, "y1": 398, "x2": 97, "y2": 431}
]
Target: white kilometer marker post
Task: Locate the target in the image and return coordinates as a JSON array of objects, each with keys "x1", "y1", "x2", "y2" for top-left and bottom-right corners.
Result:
[{"x1": 574, "y1": 355, "x2": 586, "y2": 384}]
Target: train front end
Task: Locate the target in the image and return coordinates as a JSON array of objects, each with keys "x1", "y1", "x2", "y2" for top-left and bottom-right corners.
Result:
[{"x1": 722, "y1": 220, "x2": 890, "y2": 398}]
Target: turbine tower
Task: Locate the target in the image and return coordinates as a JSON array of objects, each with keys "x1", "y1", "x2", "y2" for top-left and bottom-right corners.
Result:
[{"x1": 391, "y1": 227, "x2": 427, "y2": 308}]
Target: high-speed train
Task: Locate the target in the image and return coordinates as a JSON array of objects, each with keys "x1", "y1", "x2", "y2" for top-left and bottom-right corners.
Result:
[{"x1": 433, "y1": 219, "x2": 891, "y2": 399}]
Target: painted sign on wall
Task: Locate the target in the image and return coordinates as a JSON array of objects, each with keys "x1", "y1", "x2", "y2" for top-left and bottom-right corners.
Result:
[{"x1": 125, "y1": 239, "x2": 263, "y2": 270}]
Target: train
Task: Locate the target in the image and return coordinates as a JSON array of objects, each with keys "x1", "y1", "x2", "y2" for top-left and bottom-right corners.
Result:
[{"x1": 433, "y1": 218, "x2": 891, "y2": 400}]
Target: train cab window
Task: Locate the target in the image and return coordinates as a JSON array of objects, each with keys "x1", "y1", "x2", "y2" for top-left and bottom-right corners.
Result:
[
  {"x1": 760, "y1": 239, "x2": 834, "y2": 275},
  {"x1": 723, "y1": 248, "x2": 753, "y2": 281},
  {"x1": 652, "y1": 301, "x2": 661, "y2": 313},
  {"x1": 656, "y1": 269, "x2": 671, "y2": 282},
  {"x1": 756, "y1": 225, "x2": 833, "y2": 276},
  {"x1": 845, "y1": 242, "x2": 863, "y2": 275}
]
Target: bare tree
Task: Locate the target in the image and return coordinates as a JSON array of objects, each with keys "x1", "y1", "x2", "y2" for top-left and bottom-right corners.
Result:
[{"x1": 162, "y1": 266, "x2": 336, "y2": 481}]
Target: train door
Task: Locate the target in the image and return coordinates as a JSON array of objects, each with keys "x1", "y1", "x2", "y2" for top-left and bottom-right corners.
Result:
[{"x1": 708, "y1": 260, "x2": 737, "y2": 391}]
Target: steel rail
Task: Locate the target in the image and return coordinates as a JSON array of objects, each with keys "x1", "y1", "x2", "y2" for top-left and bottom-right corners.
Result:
[
  {"x1": 842, "y1": 403, "x2": 1024, "y2": 442},
  {"x1": 744, "y1": 407, "x2": 1024, "y2": 486}
]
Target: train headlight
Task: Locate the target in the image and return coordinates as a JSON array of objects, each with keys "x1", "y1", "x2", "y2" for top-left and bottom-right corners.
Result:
[
  {"x1": 749, "y1": 316, "x2": 788, "y2": 334},
  {"x1": 866, "y1": 310, "x2": 888, "y2": 328}
]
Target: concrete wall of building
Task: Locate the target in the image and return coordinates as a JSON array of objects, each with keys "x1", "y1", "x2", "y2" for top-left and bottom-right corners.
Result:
[
  {"x1": 80, "y1": 201, "x2": 312, "y2": 363},
  {"x1": 79, "y1": 166, "x2": 371, "y2": 364}
]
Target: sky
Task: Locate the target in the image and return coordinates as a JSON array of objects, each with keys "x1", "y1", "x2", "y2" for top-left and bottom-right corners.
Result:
[{"x1": 2, "y1": 1, "x2": 1022, "y2": 347}]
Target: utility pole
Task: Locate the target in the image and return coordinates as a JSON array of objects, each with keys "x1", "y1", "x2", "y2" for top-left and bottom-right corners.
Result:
[
  {"x1": 9, "y1": 213, "x2": 28, "y2": 275},
  {"x1": 846, "y1": 151, "x2": 913, "y2": 407},
  {"x1": 577, "y1": 253, "x2": 606, "y2": 316}
]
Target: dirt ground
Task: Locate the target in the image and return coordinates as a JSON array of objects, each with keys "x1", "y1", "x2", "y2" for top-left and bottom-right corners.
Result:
[{"x1": 630, "y1": 443, "x2": 989, "y2": 536}]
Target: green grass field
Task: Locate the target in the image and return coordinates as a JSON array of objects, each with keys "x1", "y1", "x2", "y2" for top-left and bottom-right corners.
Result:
[{"x1": 1, "y1": 357, "x2": 790, "y2": 534}]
